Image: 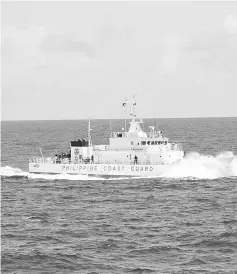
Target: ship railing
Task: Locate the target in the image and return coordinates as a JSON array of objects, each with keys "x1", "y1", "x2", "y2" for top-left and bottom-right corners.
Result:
[
  {"x1": 94, "y1": 146, "x2": 146, "y2": 152},
  {"x1": 30, "y1": 158, "x2": 95, "y2": 165},
  {"x1": 112, "y1": 131, "x2": 165, "y2": 139},
  {"x1": 29, "y1": 158, "x2": 169, "y2": 165},
  {"x1": 171, "y1": 143, "x2": 183, "y2": 151},
  {"x1": 94, "y1": 145, "x2": 168, "y2": 152},
  {"x1": 94, "y1": 144, "x2": 178, "y2": 152},
  {"x1": 146, "y1": 131, "x2": 164, "y2": 138},
  {"x1": 29, "y1": 157, "x2": 72, "y2": 164},
  {"x1": 94, "y1": 160, "x2": 166, "y2": 165}
]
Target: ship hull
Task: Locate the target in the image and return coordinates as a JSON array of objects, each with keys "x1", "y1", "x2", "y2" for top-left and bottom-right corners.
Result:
[{"x1": 29, "y1": 162, "x2": 171, "y2": 177}]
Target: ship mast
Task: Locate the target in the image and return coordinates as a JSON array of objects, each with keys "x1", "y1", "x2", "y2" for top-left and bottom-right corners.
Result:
[
  {"x1": 124, "y1": 117, "x2": 126, "y2": 133},
  {"x1": 131, "y1": 95, "x2": 136, "y2": 119},
  {"x1": 109, "y1": 109, "x2": 113, "y2": 137},
  {"x1": 122, "y1": 95, "x2": 137, "y2": 121},
  {"x1": 87, "y1": 118, "x2": 92, "y2": 147}
]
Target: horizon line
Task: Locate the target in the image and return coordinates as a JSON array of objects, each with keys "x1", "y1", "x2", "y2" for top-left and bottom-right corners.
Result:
[{"x1": 1, "y1": 116, "x2": 237, "y2": 122}]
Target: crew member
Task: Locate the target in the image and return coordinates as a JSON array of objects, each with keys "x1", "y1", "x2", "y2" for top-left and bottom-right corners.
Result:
[{"x1": 134, "y1": 155, "x2": 138, "y2": 165}]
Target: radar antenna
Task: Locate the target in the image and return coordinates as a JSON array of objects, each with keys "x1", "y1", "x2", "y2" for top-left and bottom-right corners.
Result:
[{"x1": 122, "y1": 95, "x2": 137, "y2": 119}]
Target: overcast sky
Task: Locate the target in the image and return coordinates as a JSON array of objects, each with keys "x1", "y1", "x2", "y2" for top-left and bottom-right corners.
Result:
[{"x1": 1, "y1": 1, "x2": 237, "y2": 120}]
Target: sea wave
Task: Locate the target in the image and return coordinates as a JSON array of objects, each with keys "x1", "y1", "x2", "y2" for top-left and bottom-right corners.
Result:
[
  {"x1": 161, "y1": 151, "x2": 237, "y2": 179},
  {"x1": 1, "y1": 151, "x2": 237, "y2": 180},
  {"x1": 0, "y1": 166, "x2": 29, "y2": 177}
]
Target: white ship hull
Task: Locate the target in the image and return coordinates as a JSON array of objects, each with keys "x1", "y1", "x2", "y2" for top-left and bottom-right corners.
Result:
[{"x1": 29, "y1": 162, "x2": 171, "y2": 177}]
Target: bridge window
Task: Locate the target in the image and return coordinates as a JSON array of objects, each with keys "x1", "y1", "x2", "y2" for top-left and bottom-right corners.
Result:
[
  {"x1": 147, "y1": 141, "x2": 150, "y2": 145},
  {"x1": 155, "y1": 141, "x2": 158, "y2": 145},
  {"x1": 141, "y1": 141, "x2": 146, "y2": 145},
  {"x1": 151, "y1": 141, "x2": 155, "y2": 145},
  {"x1": 164, "y1": 141, "x2": 167, "y2": 145}
]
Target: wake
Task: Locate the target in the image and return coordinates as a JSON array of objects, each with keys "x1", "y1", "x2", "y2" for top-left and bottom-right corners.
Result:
[
  {"x1": 1, "y1": 151, "x2": 237, "y2": 180},
  {"x1": 162, "y1": 151, "x2": 237, "y2": 179},
  {"x1": 0, "y1": 166, "x2": 100, "y2": 181}
]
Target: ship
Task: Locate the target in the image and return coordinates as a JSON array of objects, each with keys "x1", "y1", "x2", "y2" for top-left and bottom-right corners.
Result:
[{"x1": 29, "y1": 98, "x2": 185, "y2": 177}]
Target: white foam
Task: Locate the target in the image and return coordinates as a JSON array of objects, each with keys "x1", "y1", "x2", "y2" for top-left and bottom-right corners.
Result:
[
  {"x1": 27, "y1": 173, "x2": 132, "y2": 181},
  {"x1": 161, "y1": 151, "x2": 237, "y2": 179},
  {"x1": 0, "y1": 166, "x2": 127, "y2": 181},
  {"x1": 28, "y1": 172, "x2": 94, "y2": 181},
  {"x1": 0, "y1": 166, "x2": 29, "y2": 177},
  {"x1": 1, "y1": 151, "x2": 237, "y2": 180},
  {"x1": 0, "y1": 166, "x2": 103, "y2": 181}
]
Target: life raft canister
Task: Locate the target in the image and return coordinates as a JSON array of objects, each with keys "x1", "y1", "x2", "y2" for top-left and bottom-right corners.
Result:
[{"x1": 74, "y1": 148, "x2": 80, "y2": 155}]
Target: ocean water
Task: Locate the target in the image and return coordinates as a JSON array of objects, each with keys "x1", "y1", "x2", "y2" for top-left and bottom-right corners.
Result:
[{"x1": 1, "y1": 118, "x2": 237, "y2": 274}]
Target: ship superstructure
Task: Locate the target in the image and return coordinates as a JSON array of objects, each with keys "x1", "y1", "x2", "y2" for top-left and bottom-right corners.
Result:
[{"x1": 29, "y1": 98, "x2": 184, "y2": 177}]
